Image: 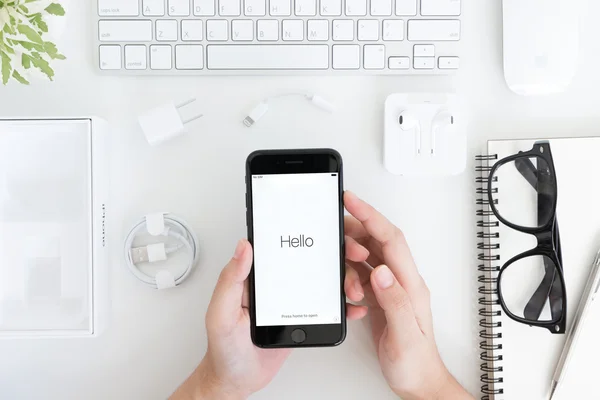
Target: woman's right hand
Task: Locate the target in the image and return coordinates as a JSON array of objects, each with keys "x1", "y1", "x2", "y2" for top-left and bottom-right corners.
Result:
[{"x1": 344, "y1": 191, "x2": 473, "y2": 400}]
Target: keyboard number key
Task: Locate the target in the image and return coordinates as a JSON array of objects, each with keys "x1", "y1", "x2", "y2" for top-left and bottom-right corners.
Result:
[
  {"x1": 363, "y1": 44, "x2": 385, "y2": 69},
  {"x1": 383, "y1": 20, "x2": 403, "y2": 41},
  {"x1": 257, "y1": 19, "x2": 279, "y2": 40},
  {"x1": 307, "y1": 20, "x2": 329, "y2": 41},
  {"x1": 332, "y1": 45, "x2": 360, "y2": 69},
  {"x1": 156, "y1": 20, "x2": 178, "y2": 41},
  {"x1": 125, "y1": 45, "x2": 147, "y2": 70},
  {"x1": 99, "y1": 45, "x2": 121, "y2": 70},
  {"x1": 333, "y1": 20, "x2": 354, "y2": 41},
  {"x1": 194, "y1": 0, "x2": 216, "y2": 15},
  {"x1": 438, "y1": 56, "x2": 460, "y2": 69},
  {"x1": 206, "y1": 20, "x2": 229, "y2": 40},
  {"x1": 414, "y1": 56, "x2": 435, "y2": 69},
  {"x1": 150, "y1": 45, "x2": 173, "y2": 69},
  {"x1": 232, "y1": 20, "x2": 254, "y2": 41},
  {"x1": 169, "y1": 0, "x2": 191, "y2": 15},
  {"x1": 345, "y1": 0, "x2": 366, "y2": 16},
  {"x1": 282, "y1": 19, "x2": 304, "y2": 41},
  {"x1": 143, "y1": 0, "x2": 165, "y2": 16},
  {"x1": 388, "y1": 56, "x2": 409, "y2": 69},
  {"x1": 181, "y1": 20, "x2": 203, "y2": 41},
  {"x1": 176, "y1": 45, "x2": 204, "y2": 69}
]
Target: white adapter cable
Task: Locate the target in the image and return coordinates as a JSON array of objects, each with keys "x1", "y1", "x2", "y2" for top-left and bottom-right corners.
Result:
[
  {"x1": 243, "y1": 93, "x2": 335, "y2": 127},
  {"x1": 124, "y1": 213, "x2": 200, "y2": 289}
]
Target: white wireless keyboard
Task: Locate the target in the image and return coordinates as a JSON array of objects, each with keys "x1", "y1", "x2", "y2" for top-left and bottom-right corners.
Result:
[{"x1": 95, "y1": 0, "x2": 461, "y2": 74}]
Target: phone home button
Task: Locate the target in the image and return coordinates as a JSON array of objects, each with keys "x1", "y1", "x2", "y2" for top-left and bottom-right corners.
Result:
[{"x1": 291, "y1": 328, "x2": 306, "y2": 344}]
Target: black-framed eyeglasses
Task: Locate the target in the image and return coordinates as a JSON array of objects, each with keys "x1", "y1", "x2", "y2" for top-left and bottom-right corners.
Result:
[{"x1": 487, "y1": 141, "x2": 566, "y2": 334}]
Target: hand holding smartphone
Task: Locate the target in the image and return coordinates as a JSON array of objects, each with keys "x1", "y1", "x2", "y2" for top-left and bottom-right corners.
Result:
[{"x1": 246, "y1": 149, "x2": 346, "y2": 348}]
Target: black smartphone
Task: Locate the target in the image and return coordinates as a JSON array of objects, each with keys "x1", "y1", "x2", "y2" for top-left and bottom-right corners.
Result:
[{"x1": 245, "y1": 149, "x2": 346, "y2": 348}]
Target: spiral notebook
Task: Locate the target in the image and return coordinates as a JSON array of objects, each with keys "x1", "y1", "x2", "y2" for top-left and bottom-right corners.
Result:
[{"x1": 476, "y1": 137, "x2": 600, "y2": 399}]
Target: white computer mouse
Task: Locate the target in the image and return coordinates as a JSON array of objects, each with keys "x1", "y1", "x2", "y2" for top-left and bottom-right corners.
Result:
[{"x1": 503, "y1": 0, "x2": 580, "y2": 96}]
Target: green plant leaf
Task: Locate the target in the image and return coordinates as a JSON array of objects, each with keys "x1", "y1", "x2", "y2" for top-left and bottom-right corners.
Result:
[
  {"x1": 1, "y1": 51, "x2": 11, "y2": 84},
  {"x1": 45, "y1": 3, "x2": 65, "y2": 16},
  {"x1": 30, "y1": 55, "x2": 54, "y2": 80},
  {"x1": 22, "y1": 53, "x2": 31, "y2": 69},
  {"x1": 17, "y1": 24, "x2": 43, "y2": 44},
  {"x1": 12, "y1": 69, "x2": 29, "y2": 84}
]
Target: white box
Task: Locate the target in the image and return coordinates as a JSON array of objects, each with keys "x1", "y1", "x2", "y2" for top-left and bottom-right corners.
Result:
[{"x1": 0, "y1": 118, "x2": 108, "y2": 338}]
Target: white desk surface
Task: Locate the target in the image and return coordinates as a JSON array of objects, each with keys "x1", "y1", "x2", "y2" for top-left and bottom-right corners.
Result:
[{"x1": 2, "y1": 1, "x2": 600, "y2": 399}]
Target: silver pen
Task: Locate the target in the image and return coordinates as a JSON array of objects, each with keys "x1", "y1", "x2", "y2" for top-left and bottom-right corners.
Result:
[{"x1": 549, "y1": 249, "x2": 600, "y2": 400}]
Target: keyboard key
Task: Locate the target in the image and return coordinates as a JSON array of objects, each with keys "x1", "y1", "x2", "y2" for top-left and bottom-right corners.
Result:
[
  {"x1": 99, "y1": 45, "x2": 121, "y2": 70},
  {"x1": 421, "y1": 0, "x2": 460, "y2": 16},
  {"x1": 176, "y1": 45, "x2": 204, "y2": 69},
  {"x1": 257, "y1": 20, "x2": 279, "y2": 40},
  {"x1": 169, "y1": 0, "x2": 191, "y2": 16},
  {"x1": 364, "y1": 44, "x2": 385, "y2": 69},
  {"x1": 438, "y1": 56, "x2": 459, "y2": 69},
  {"x1": 307, "y1": 20, "x2": 329, "y2": 41},
  {"x1": 207, "y1": 45, "x2": 329, "y2": 69},
  {"x1": 194, "y1": 0, "x2": 215, "y2": 15},
  {"x1": 370, "y1": 0, "x2": 391, "y2": 16},
  {"x1": 414, "y1": 56, "x2": 434, "y2": 69},
  {"x1": 389, "y1": 56, "x2": 410, "y2": 69},
  {"x1": 320, "y1": 0, "x2": 341, "y2": 16},
  {"x1": 396, "y1": 0, "x2": 416, "y2": 15},
  {"x1": 332, "y1": 20, "x2": 354, "y2": 41},
  {"x1": 282, "y1": 20, "x2": 304, "y2": 41},
  {"x1": 156, "y1": 20, "x2": 178, "y2": 41},
  {"x1": 414, "y1": 44, "x2": 434, "y2": 56},
  {"x1": 345, "y1": 0, "x2": 366, "y2": 16},
  {"x1": 270, "y1": 0, "x2": 291, "y2": 15},
  {"x1": 295, "y1": 0, "x2": 316, "y2": 16},
  {"x1": 206, "y1": 20, "x2": 228, "y2": 40},
  {"x1": 150, "y1": 45, "x2": 172, "y2": 69},
  {"x1": 383, "y1": 20, "x2": 403, "y2": 41},
  {"x1": 358, "y1": 20, "x2": 379, "y2": 41},
  {"x1": 232, "y1": 20, "x2": 254, "y2": 40},
  {"x1": 99, "y1": 20, "x2": 153, "y2": 42},
  {"x1": 99, "y1": 0, "x2": 139, "y2": 16},
  {"x1": 220, "y1": 0, "x2": 241, "y2": 15},
  {"x1": 181, "y1": 20, "x2": 203, "y2": 40},
  {"x1": 143, "y1": 0, "x2": 165, "y2": 16},
  {"x1": 245, "y1": 0, "x2": 266, "y2": 15},
  {"x1": 332, "y1": 45, "x2": 360, "y2": 69},
  {"x1": 408, "y1": 20, "x2": 460, "y2": 41},
  {"x1": 125, "y1": 45, "x2": 147, "y2": 69}
]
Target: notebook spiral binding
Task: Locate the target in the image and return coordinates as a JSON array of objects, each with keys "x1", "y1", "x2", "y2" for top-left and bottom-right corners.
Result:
[{"x1": 476, "y1": 154, "x2": 504, "y2": 399}]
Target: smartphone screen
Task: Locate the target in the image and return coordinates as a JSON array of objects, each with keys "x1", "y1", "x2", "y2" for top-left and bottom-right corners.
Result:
[
  {"x1": 251, "y1": 172, "x2": 341, "y2": 327},
  {"x1": 246, "y1": 149, "x2": 345, "y2": 347}
]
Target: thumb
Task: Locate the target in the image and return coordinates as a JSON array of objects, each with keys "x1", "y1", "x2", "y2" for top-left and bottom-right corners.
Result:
[
  {"x1": 207, "y1": 239, "x2": 253, "y2": 332},
  {"x1": 370, "y1": 265, "x2": 422, "y2": 345}
]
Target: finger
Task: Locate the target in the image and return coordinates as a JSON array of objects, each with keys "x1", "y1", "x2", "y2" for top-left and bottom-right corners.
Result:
[
  {"x1": 346, "y1": 304, "x2": 368, "y2": 320},
  {"x1": 206, "y1": 239, "x2": 253, "y2": 331},
  {"x1": 344, "y1": 191, "x2": 398, "y2": 246},
  {"x1": 370, "y1": 265, "x2": 423, "y2": 346},
  {"x1": 344, "y1": 215, "x2": 369, "y2": 239},
  {"x1": 346, "y1": 261, "x2": 379, "y2": 307},
  {"x1": 242, "y1": 278, "x2": 250, "y2": 309},
  {"x1": 345, "y1": 191, "x2": 422, "y2": 295},
  {"x1": 345, "y1": 265, "x2": 364, "y2": 302},
  {"x1": 345, "y1": 236, "x2": 370, "y2": 262}
]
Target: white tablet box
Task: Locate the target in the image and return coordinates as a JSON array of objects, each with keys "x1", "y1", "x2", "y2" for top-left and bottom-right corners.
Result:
[{"x1": 0, "y1": 118, "x2": 108, "y2": 338}]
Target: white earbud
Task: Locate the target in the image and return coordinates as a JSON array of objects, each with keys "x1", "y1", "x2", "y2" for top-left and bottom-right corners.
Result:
[
  {"x1": 430, "y1": 111, "x2": 454, "y2": 156},
  {"x1": 398, "y1": 112, "x2": 422, "y2": 155}
]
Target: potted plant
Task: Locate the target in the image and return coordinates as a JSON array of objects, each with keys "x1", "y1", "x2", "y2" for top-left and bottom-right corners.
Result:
[{"x1": 0, "y1": 0, "x2": 66, "y2": 85}]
